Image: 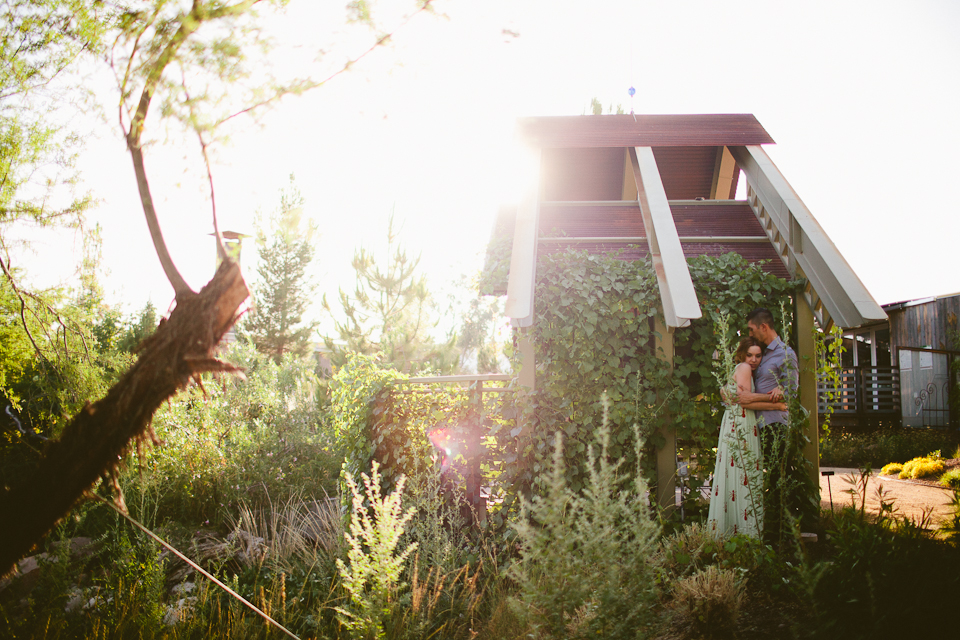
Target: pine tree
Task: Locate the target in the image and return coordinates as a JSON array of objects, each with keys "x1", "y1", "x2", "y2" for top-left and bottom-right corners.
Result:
[
  {"x1": 248, "y1": 179, "x2": 318, "y2": 363},
  {"x1": 323, "y1": 214, "x2": 456, "y2": 374}
]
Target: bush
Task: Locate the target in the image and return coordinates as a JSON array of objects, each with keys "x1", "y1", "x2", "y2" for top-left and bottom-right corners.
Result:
[
  {"x1": 879, "y1": 462, "x2": 903, "y2": 476},
  {"x1": 509, "y1": 399, "x2": 659, "y2": 640},
  {"x1": 336, "y1": 461, "x2": 418, "y2": 640},
  {"x1": 819, "y1": 428, "x2": 960, "y2": 468},
  {"x1": 119, "y1": 340, "x2": 339, "y2": 529},
  {"x1": 898, "y1": 456, "x2": 945, "y2": 480},
  {"x1": 667, "y1": 565, "x2": 744, "y2": 640},
  {"x1": 941, "y1": 468, "x2": 960, "y2": 490},
  {"x1": 808, "y1": 507, "x2": 960, "y2": 637}
]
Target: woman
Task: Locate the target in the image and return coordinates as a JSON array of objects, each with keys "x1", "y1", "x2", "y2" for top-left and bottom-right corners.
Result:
[{"x1": 706, "y1": 336, "x2": 787, "y2": 537}]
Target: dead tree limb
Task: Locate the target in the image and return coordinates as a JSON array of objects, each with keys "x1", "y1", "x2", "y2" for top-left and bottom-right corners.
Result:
[{"x1": 0, "y1": 259, "x2": 248, "y2": 576}]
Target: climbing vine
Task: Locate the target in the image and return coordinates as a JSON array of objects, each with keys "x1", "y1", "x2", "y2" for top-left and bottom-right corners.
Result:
[
  {"x1": 337, "y1": 250, "x2": 802, "y2": 524},
  {"x1": 330, "y1": 354, "x2": 482, "y2": 501},
  {"x1": 495, "y1": 249, "x2": 800, "y2": 514}
]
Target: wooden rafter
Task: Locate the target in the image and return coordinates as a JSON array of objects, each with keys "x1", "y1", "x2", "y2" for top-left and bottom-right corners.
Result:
[
  {"x1": 504, "y1": 150, "x2": 541, "y2": 327},
  {"x1": 630, "y1": 147, "x2": 702, "y2": 329},
  {"x1": 729, "y1": 145, "x2": 886, "y2": 331}
]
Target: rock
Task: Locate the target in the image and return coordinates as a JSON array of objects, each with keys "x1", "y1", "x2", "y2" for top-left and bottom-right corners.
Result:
[{"x1": 164, "y1": 596, "x2": 197, "y2": 626}]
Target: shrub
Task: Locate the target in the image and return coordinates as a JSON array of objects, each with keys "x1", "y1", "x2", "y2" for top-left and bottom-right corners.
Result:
[
  {"x1": 653, "y1": 523, "x2": 793, "y2": 598},
  {"x1": 898, "y1": 456, "x2": 945, "y2": 480},
  {"x1": 336, "y1": 461, "x2": 418, "y2": 640},
  {"x1": 119, "y1": 340, "x2": 338, "y2": 529},
  {"x1": 880, "y1": 462, "x2": 903, "y2": 476},
  {"x1": 809, "y1": 507, "x2": 960, "y2": 637},
  {"x1": 820, "y1": 428, "x2": 960, "y2": 468},
  {"x1": 509, "y1": 398, "x2": 659, "y2": 640},
  {"x1": 667, "y1": 565, "x2": 744, "y2": 640},
  {"x1": 940, "y1": 468, "x2": 960, "y2": 490}
]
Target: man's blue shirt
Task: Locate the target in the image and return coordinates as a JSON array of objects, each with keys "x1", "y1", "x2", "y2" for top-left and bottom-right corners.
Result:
[{"x1": 754, "y1": 336, "x2": 798, "y2": 427}]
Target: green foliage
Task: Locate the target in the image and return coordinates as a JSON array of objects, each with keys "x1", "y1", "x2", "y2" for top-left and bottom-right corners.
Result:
[
  {"x1": 116, "y1": 300, "x2": 159, "y2": 354},
  {"x1": 807, "y1": 505, "x2": 960, "y2": 638},
  {"x1": 0, "y1": 0, "x2": 103, "y2": 227},
  {"x1": 820, "y1": 428, "x2": 960, "y2": 468},
  {"x1": 586, "y1": 97, "x2": 625, "y2": 115},
  {"x1": 762, "y1": 349, "x2": 821, "y2": 548},
  {"x1": 248, "y1": 177, "x2": 319, "y2": 363},
  {"x1": 336, "y1": 461, "x2": 418, "y2": 640},
  {"x1": 665, "y1": 565, "x2": 744, "y2": 640},
  {"x1": 940, "y1": 467, "x2": 960, "y2": 490},
  {"x1": 477, "y1": 232, "x2": 511, "y2": 296},
  {"x1": 454, "y1": 279, "x2": 507, "y2": 374},
  {"x1": 653, "y1": 522, "x2": 796, "y2": 600},
  {"x1": 332, "y1": 353, "x2": 415, "y2": 494},
  {"x1": 324, "y1": 214, "x2": 458, "y2": 374},
  {"x1": 509, "y1": 398, "x2": 659, "y2": 639},
  {"x1": 814, "y1": 325, "x2": 845, "y2": 442},
  {"x1": 0, "y1": 272, "x2": 127, "y2": 437},
  {"x1": 505, "y1": 249, "x2": 797, "y2": 512},
  {"x1": 120, "y1": 340, "x2": 338, "y2": 529}
]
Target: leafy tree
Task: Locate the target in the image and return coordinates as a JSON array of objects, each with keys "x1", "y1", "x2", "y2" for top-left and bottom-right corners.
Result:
[
  {"x1": 0, "y1": 0, "x2": 103, "y2": 229},
  {"x1": 248, "y1": 179, "x2": 318, "y2": 363},
  {"x1": 453, "y1": 278, "x2": 507, "y2": 374},
  {"x1": 324, "y1": 214, "x2": 456, "y2": 374},
  {"x1": 0, "y1": 0, "x2": 440, "y2": 577},
  {"x1": 0, "y1": 1, "x2": 107, "y2": 412},
  {"x1": 587, "y1": 97, "x2": 624, "y2": 115}
]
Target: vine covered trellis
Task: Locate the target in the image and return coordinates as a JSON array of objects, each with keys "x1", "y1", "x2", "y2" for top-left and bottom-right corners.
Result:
[{"x1": 334, "y1": 250, "x2": 801, "y2": 524}]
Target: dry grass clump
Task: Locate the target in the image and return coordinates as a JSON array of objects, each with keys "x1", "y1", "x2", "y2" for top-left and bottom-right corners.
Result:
[{"x1": 666, "y1": 565, "x2": 744, "y2": 640}]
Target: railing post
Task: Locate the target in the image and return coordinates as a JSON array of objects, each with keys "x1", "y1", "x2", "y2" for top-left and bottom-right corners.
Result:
[{"x1": 464, "y1": 380, "x2": 486, "y2": 525}]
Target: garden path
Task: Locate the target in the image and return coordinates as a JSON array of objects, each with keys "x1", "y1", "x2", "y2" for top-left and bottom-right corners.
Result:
[{"x1": 819, "y1": 466, "x2": 956, "y2": 527}]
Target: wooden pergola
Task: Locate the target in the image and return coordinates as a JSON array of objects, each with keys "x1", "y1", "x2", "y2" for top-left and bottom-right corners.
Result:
[{"x1": 498, "y1": 114, "x2": 887, "y2": 508}]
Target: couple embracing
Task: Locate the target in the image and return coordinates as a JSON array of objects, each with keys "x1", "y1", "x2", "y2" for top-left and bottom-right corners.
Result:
[{"x1": 706, "y1": 308, "x2": 798, "y2": 539}]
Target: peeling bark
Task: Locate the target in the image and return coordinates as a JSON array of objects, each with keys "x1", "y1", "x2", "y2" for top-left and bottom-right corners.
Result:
[{"x1": 0, "y1": 259, "x2": 248, "y2": 576}]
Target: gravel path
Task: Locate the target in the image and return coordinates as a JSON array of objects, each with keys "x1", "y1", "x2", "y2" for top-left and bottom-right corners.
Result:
[{"x1": 819, "y1": 467, "x2": 956, "y2": 526}]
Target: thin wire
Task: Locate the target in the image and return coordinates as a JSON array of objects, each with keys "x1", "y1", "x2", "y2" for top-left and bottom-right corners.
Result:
[{"x1": 94, "y1": 494, "x2": 300, "y2": 640}]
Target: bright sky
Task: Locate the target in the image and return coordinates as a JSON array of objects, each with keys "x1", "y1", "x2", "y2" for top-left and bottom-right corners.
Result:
[{"x1": 16, "y1": 0, "x2": 960, "y2": 328}]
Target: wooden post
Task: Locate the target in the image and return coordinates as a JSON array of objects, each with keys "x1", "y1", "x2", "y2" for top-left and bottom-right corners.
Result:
[
  {"x1": 796, "y1": 295, "x2": 821, "y2": 486},
  {"x1": 464, "y1": 381, "x2": 486, "y2": 525},
  {"x1": 518, "y1": 329, "x2": 536, "y2": 392},
  {"x1": 654, "y1": 316, "x2": 677, "y2": 512}
]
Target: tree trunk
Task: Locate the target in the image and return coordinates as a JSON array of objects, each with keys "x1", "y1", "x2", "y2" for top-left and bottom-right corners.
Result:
[{"x1": 0, "y1": 260, "x2": 248, "y2": 576}]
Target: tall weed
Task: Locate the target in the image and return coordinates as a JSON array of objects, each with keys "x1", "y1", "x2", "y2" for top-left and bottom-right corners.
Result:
[
  {"x1": 336, "y1": 461, "x2": 418, "y2": 640},
  {"x1": 509, "y1": 397, "x2": 659, "y2": 639}
]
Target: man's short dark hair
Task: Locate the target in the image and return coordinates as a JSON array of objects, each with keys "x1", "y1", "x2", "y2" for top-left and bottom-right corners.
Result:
[{"x1": 747, "y1": 307, "x2": 776, "y2": 330}]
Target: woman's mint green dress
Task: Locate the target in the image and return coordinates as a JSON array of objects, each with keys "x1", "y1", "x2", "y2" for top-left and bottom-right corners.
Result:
[{"x1": 706, "y1": 378, "x2": 762, "y2": 537}]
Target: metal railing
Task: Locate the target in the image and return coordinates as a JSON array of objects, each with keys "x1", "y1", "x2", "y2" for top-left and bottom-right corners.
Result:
[
  {"x1": 390, "y1": 374, "x2": 517, "y2": 523},
  {"x1": 818, "y1": 366, "x2": 900, "y2": 415}
]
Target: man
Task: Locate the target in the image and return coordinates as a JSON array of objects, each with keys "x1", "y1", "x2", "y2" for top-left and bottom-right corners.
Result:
[{"x1": 737, "y1": 308, "x2": 798, "y2": 545}]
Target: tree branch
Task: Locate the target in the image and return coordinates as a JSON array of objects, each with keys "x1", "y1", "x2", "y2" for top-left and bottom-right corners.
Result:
[{"x1": 0, "y1": 259, "x2": 249, "y2": 576}]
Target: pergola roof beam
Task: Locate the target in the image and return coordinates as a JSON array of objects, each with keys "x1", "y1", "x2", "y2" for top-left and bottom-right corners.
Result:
[
  {"x1": 729, "y1": 145, "x2": 885, "y2": 330},
  {"x1": 504, "y1": 150, "x2": 541, "y2": 327},
  {"x1": 539, "y1": 236, "x2": 771, "y2": 244},
  {"x1": 630, "y1": 146, "x2": 702, "y2": 328}
]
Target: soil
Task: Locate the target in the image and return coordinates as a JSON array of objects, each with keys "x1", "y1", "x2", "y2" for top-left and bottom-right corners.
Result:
[{"x1": 819, "y1": 459, "x2": 959, "y2": 526}]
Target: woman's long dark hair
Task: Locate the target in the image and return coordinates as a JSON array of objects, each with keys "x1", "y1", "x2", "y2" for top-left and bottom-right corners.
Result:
[{"x1": 734, "y1": 336, "x2": 763, "y2": 364}]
